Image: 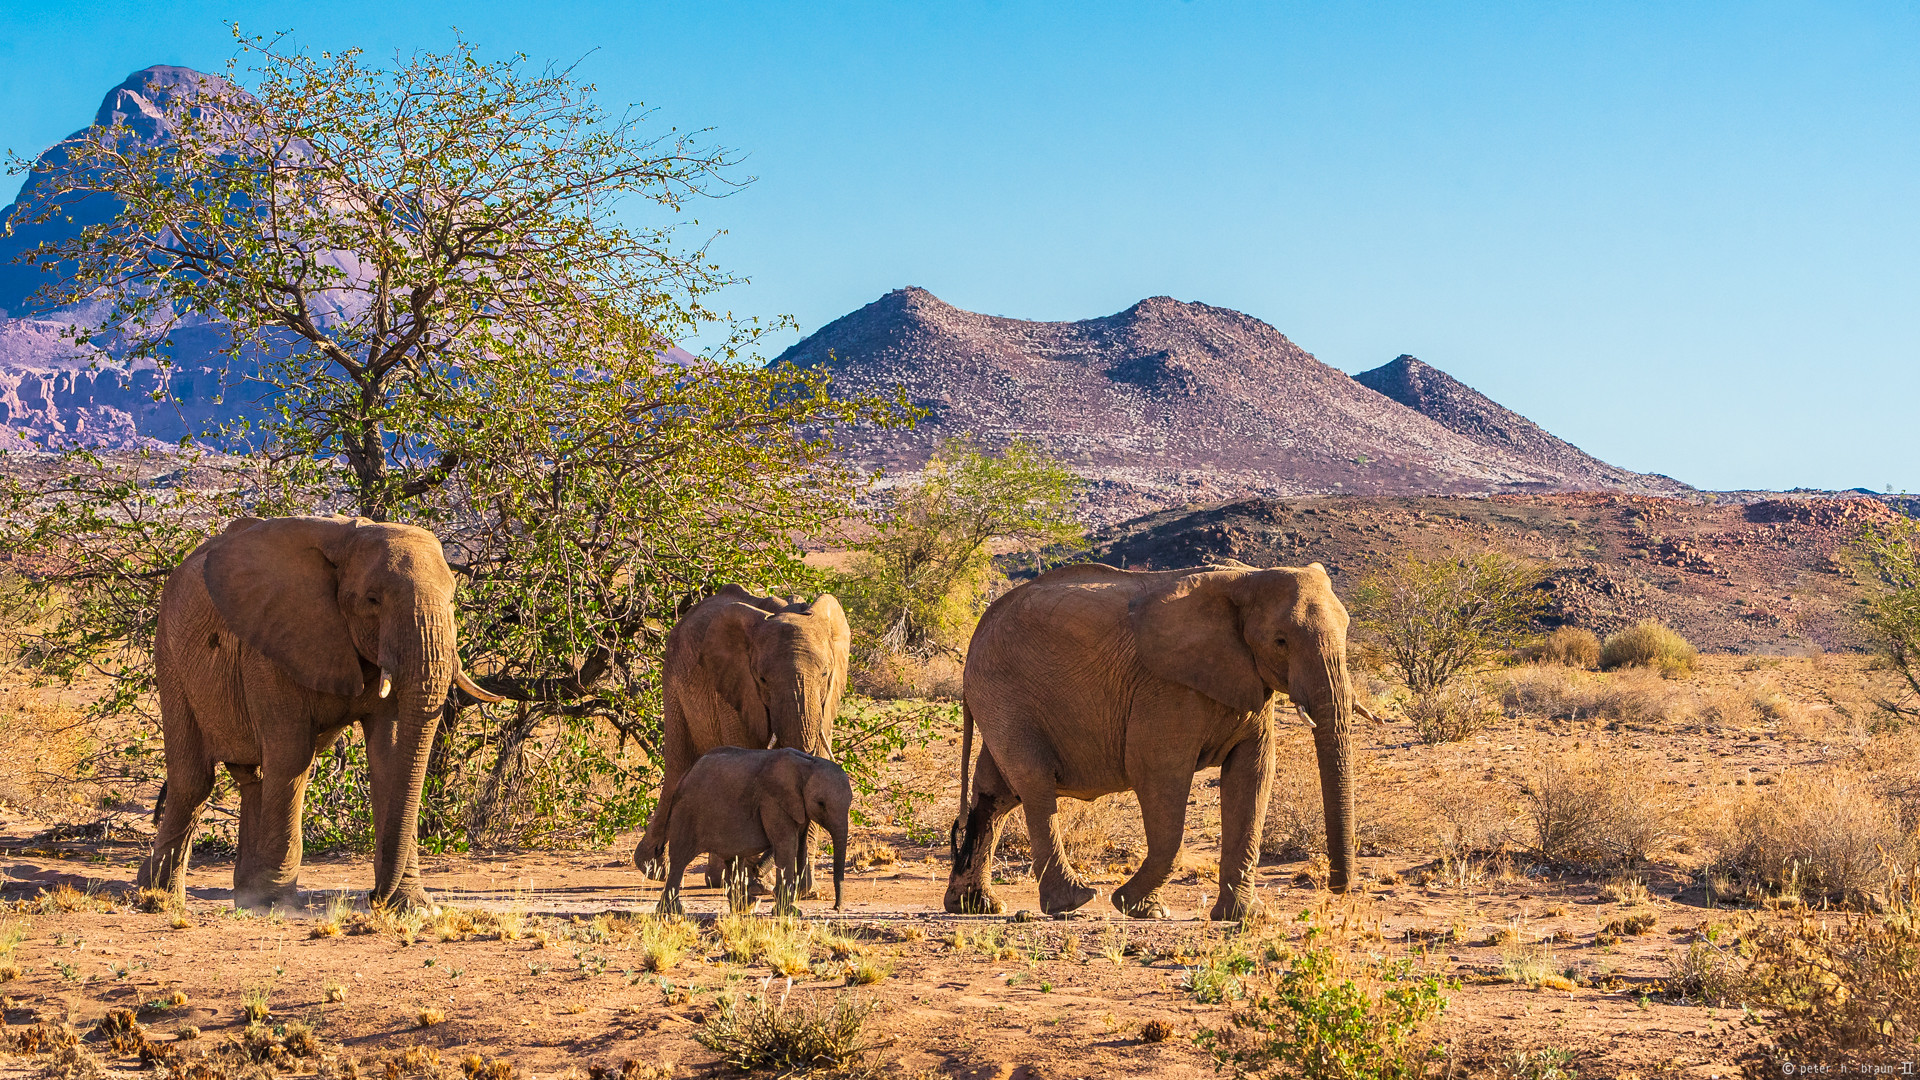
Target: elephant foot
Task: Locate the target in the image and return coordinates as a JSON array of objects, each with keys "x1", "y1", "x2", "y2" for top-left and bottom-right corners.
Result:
[
  {"x1": 371, "y1": 886, "x2": 435, "y2": 914},
  {"x1": 1209, "y1": 893, "x2": 1264, "y2": 923},
  {"x1": 944, "y1": 887, "x2": 1005, "y2": 915},
  {"x1": 1112, "y1": 891, "x2": 1171, "y2": 920},
  {"x1": 655, "y1": 892, "x2": 684, "y2": 917},
  {"x1": 1038, "y1": 880, "x2": 1097, "y2": 916},
  {"x1": 233, "y1": 884, "x2": 301, "y2": 913}
]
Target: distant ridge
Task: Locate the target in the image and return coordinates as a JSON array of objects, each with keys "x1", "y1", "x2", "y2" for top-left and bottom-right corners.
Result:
[{"x1": 774, "y1": 287, "x2": 1687, "y2": 522}]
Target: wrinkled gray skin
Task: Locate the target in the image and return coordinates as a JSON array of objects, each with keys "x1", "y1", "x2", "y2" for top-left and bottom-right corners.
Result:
[
  {"x1": 946, "y1": 560, "x2": 1356, "y2": 922},
  {"x1": 633, "y1": 585, "x2": 849, "y2": 897},
  {"x1": 644, "y1": 747, "x2": 850, "y2": 916},
  {"x1": 136, "y1": 516, "x2": 502, "y2": 911}
]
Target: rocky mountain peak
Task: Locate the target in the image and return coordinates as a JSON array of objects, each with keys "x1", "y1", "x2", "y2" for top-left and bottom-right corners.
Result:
[{"x1": 774, "y1": 288, "x2": 1687, "y2": 522}]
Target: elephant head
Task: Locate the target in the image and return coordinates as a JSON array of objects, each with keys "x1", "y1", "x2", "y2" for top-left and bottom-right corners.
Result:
[
  {"x1": 1131, "y1": 562, "x2": 1358, "y2": 890},
  {"x1": 202, "y1": 515, "x2": 499, "y2": 908},
  {"x1": 711, "y1": 589, "x2": 851, "y2": 757}
]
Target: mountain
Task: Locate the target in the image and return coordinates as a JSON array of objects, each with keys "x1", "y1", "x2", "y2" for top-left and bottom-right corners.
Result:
[
  {"x1": 1353, "y1": 354, "x2": 1640, "y2": 491},
  {"x1": 0, "y1": 66, "x2": 259, "y2": 450},
  {"x1": 772, "y1": 287, "x2": 1687, "y2": 521}
]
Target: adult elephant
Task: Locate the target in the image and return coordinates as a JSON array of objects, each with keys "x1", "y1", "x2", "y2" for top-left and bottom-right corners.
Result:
[
  {"x1": 632, "y1": 585, "x2": 850, "y2": 898},
  {"x1": 945, "y1": 561, "x2": 1357, "y2": 921},
  {"x1": 136, "y1": 516, "x2": 504, "y2": 911}
]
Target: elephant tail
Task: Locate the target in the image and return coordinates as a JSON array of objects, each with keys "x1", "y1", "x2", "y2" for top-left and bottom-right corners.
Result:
[
  {"x1": 950, "y1": 699, "x2": 974, "y2": 860},
  {"x1": 151, "y1": 781, "x2": 168, "y2": 826}
]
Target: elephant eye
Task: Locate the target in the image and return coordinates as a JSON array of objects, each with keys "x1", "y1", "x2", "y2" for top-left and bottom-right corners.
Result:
[{"x1": 367, "y1": 594, "x2": 382, "y2": 606}]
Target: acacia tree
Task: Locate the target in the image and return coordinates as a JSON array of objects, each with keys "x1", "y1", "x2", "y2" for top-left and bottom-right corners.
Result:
[
  {"x1": 1847, "y1": 517, "x2": 1920, "y2": 722},
  {"x1": 844, "y1": 438, "x2": 1080, "y2": 653},
  {"x1": 1351, "y1": 552, "x2": 1545, "y2": 693},
  {"x1": 0, "y1": 35, "x2": 902, "y2": 845}
]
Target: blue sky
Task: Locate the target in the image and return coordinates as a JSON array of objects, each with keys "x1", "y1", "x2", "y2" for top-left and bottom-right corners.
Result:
[{"x1": 2, "y1": 1, "x2": 1915, "y2": 492}]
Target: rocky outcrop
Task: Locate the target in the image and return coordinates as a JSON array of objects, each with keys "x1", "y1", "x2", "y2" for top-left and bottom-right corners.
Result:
[{"x1": 775, "y1": 288, "x2": 1688, "y2": 521}]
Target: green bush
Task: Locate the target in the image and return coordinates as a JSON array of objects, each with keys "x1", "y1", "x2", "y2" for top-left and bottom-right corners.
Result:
[
  {"x1": 1203, "y1": 944, "x2": 1450, "y2": 1079},
  {"x1": 1599, "y1": 621, "x2": 1697, "y2": 678},
  {"x1": 1352, "y1": 553, "x2": 1545, "y2": 694},
  {"x1": 1538, "y1": 626, "x2": 1600, "y2": 669}
]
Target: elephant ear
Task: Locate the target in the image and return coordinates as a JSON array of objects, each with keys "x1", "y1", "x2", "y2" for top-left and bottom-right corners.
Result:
[
  {"x1": 705, "y1": 601, "x2": 774, "y2": 747},
  {"x1": 1129, "y1": 570, "x2": 1270, "y2": 714},
  {"x1": 203, "y1": 517, "x2": 366, "y2": 698}
]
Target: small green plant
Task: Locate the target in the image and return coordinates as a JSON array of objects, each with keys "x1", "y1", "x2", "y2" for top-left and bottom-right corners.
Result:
[
  {"x1": 696, "y1": 989, "x2": 883, "y2": 1073},
  {"x1": 639, "y1": 917, "x2": 701, "y2": 973},
  {"x1": 844, "y1": 955, "x2": 891, "y2": 986},
  {"x1": 1202, "y1": 944, "x2": 1450, "y2": 1079},
  {"x1": 1505, "y1": 1047, "x2": 1579, "y2": 1080},
  {"x1": 241, "y1": 986, "x2": 271, "y2": 1023},
  {"x1": 1180, "y1": 946, "x2": 1255, "y2": 1004}
]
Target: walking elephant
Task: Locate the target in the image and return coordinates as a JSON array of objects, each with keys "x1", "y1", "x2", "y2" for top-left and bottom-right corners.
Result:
[
  {"x1": 632, "y1": 585, "x2": 850, "y2": 898},
  {"x1": 945, "y1": 561, "x2": 1357, "y2": 921},
  {"x1": 136, "y1": 516, "x2": 503, "y2": 911}
]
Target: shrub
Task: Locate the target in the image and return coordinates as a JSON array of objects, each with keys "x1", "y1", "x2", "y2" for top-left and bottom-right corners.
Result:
[
  {"x1": 1518, "y1": 750, "x2": 1668, "y2": 866},
  {"x1": 1203, "y1": 944, "x2": 1450, "y2": 1079},
  {"x1": 1721, "y1": 769, "x2": 1913, "y2": 907},
  {"x1": 1743, "y1": 872, "x2": 1920, "y2": 1059},
  {"x1": 1538, "y1": 627, "x2": 1600, "y2": 670},
  {"x1": 696, "y1": 990, "x2": 881, "y2": 1073},
  {"x1": 1405, "y1": 682, "x2": 1500, "y2": 745},
  {"x1": 1599, "y1": 621, "x2": 1697, "y2": 678},
  {"x1": 1845, "y1": 517, "x2": 1920, "y2": 722},
  {"x1": 1352, "y1": 552, "x2": 1546, "y2": 693}
]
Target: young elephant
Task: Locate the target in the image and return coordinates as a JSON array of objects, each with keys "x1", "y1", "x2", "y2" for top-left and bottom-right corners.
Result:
[{"x1": 644, "y1": 747, "x2": 850, "y2": 917}]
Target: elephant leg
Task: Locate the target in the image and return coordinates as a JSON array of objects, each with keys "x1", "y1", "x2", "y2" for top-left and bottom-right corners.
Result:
[
  {"x1": 722, "y1": 857, "x2": 754, "y2": 914},
  {"x1": 795, "y1": 821, "x2": 818, "y2": 900},
  {"x1": 657, "y1": 848, "x2": 692, "y2": 917},
  {"x1": 942, "y1": 748, "x2": 1019, "y2": 915},
  {"x1": 138, "y1": 747, "x2": 214, "y2": 904},
  {"x1": 1112, "y1": 770, "x2": 1190, "y2": 920},
  {"x1": 226, "y1": 764, "x2": 265, "y2": 909},
  {"x1": 1212, "y1": 733, "x2": 1274, "y2": 922},
  {"x1": 1017, "y1": 792, "x2": 1097, "y2": 915},
  {"x1": 234, "y1": 741, "x2": 319, "y2": 912},
  {"x1": 765, "y1": 814, "x2": 803, "y2": 917}
]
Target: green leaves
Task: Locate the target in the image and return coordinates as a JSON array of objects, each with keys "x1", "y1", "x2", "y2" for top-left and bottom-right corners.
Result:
[
  {"x1": 839, "y1": 437, "x2": 1081, "y2": 653},
  {"x1": 1350, "y1": 552, "x2": 1546, "y2": 694},
  {"x1": 1845, "y1": 517, "x2": 1920, "y2": 720}
]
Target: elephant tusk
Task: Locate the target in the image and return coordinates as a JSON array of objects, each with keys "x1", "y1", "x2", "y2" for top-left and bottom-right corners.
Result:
[
  {"x1": 1354, "y1": 701, "x2": 1380, "y2": 723},
  {"x1": 454, "y1": 667, "x2": 508, "y2": 704},
  {"x1": 378, "y1": 671, "x2": 393, "y2": 699}
]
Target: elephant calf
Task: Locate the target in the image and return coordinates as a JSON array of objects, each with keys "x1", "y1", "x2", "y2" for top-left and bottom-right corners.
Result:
[{"x1": 642, "y1": 747, "x2": 850, "y2": 917}]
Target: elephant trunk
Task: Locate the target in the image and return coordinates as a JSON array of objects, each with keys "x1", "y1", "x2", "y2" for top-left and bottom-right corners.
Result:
[
  {"x1": 829, "y1": 822, "x2": 847, "y2": 910},
  {"x1": 1295, "y1": 637, "x2": 1356, "y2": 893},
  {"x1": 371, "y1": 598, "x2": 456, "y2": 908},
  {"x1": 780, "y1": 671, "x2": 835, "y2": 759}
]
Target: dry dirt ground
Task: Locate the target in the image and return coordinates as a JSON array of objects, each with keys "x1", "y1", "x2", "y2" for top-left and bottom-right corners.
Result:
[{"x1": 7, "y1": 655, "x2": 1910, "y2": 1079}]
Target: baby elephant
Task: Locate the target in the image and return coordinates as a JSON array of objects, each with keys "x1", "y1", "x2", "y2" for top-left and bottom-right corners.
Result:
[{"x1": 644, "y1": 747, "x2": 851, "y2": 916}]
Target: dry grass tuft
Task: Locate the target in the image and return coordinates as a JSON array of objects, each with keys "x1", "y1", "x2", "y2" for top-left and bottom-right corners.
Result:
[
  {"x1": 637, "y1": 916, "x2": 701, "y2": 973},
  {"x1": 848, "y1": 842, "x2": 897, "y2": 871},
  {"x1": 1405, "y1": 681, "x2": 1499, "y2": 744},
  {"x1": 1720, "y1": 768, "x2": 1915, "y2": 907},
  {"x1": 1518, "y1": 748, "x2": 1670, "y2": 866},
  {"x1": 1743, "y1": 872, "x2": 1920, "y2": 1057},
  {"x1": 696, "y1": 990, "x2": 882, "y2": 1073},
  {"x1": 1538, "y1": 626, "x2": 1601, "y2": 669},
  {"x1": 1140, "y1": 1017, "x2": 1176, "y2": 1043},
  {"x1": 415, "y1": 1005, "x2": 446, "y2": 1028},
  {"x1": 1601, "y1": 621, "x2": 1697, "y2": 678}
]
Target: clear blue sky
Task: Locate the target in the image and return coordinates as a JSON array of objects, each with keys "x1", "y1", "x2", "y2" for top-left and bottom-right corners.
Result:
[{"x1": 3, "y1": 1, "x2": 1915, "y2": 493}]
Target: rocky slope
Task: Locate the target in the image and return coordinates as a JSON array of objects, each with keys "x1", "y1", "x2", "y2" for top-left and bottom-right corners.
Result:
[
  {"x1": 1075, "y1": 491, "x2": 1902, "y2": 654},
  {"x1": 774, "y1": 288, "x2": 1687, "y2": 522}
]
